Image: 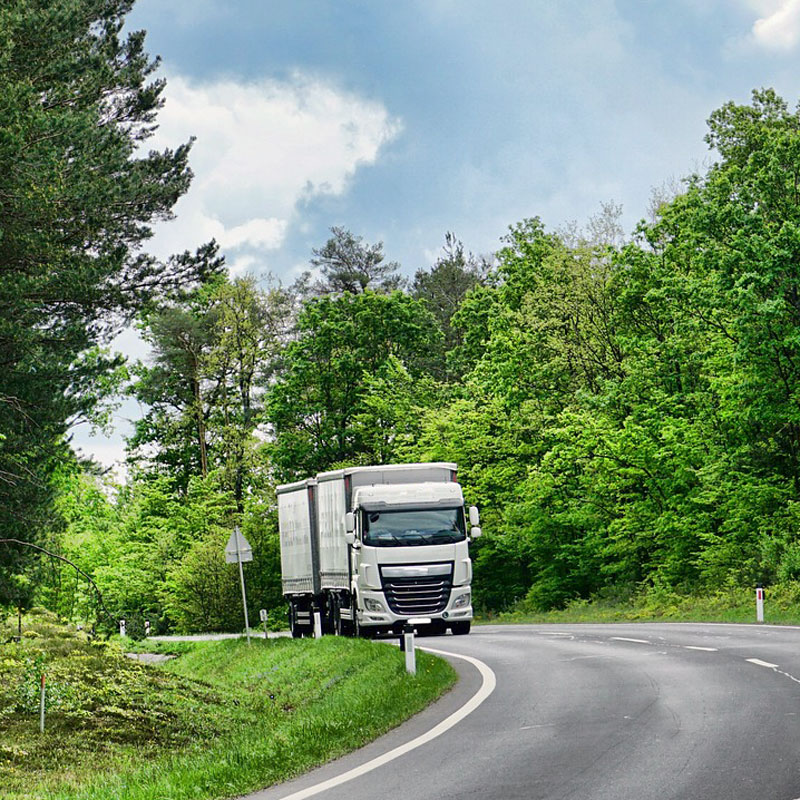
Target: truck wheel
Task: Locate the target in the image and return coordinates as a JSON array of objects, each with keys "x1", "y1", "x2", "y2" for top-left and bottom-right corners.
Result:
[
  {"x1": 451, "y1": 621, "x2": 471, "y2": 635},
  {"x1": 332, "y1": 597, "x2": 343, "y2": 637}
]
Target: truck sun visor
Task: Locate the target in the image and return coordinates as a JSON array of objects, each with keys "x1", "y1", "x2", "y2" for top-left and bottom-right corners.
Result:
[{"x1": 359, "y1": 499, "x2": 464, "y2": 511}]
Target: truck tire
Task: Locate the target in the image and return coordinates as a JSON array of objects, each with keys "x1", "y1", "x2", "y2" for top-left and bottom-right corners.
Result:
[
  {"x1": 332, "y1": 596, "x2": 343, "y2": 637},
  {"x1": 451, "y1": 621, "x2": 471, "y2": 635},
  {"x1": 289, "y1": 604, "x2": 303, "y2": 638}
]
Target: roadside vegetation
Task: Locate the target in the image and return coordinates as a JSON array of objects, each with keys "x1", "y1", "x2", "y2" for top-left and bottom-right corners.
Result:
[
  {"x1": 483, "y1": 582, "x2": 800, "y2": 626},
  {"x1": 0, "y1": 611, "x2": 456, "y2": 800},
  {"x1": 9, "y1": 0, "x2": 800, "y2": 659}
]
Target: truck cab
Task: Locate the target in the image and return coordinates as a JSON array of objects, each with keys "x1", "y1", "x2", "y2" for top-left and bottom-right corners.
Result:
[{"x1": 345, "y1": 482, "x2": 479, "y2": 636}]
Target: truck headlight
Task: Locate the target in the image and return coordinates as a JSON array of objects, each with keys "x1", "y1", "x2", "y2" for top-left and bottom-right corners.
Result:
[
  {"x1": 364, "y1": 597, "x2": 384, "y2": 613},
  {"x1": 453, "y1": 591, "x2": 471, "y2": 609}
]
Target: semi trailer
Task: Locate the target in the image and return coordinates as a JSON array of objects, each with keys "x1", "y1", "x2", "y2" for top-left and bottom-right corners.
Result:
[{"x1": 277, "y1": 462, "x2": 481, "y2": 637}]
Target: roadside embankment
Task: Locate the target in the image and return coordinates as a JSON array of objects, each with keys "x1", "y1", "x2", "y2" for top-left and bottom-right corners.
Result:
[
  {"x1": 0, "y1": 613, "x2": 456, "y2": 800},
  {"x1": 481, "y1": 582, "x2": 800, "y2": 626}
]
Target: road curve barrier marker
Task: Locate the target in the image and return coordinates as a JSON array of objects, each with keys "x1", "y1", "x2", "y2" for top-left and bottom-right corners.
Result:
[{"x1": 274, "y1": 648, "x2": 496, "y2": 800}]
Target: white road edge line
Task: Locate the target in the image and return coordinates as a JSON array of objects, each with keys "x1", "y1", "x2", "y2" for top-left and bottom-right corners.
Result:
[
  {"x1": 747, "y1": 658, "x2": 779, "y2": 668},
  {"x1": 611, "y1": 637, "x2": 650, "y2": 644},
  {"x1": 275, "y1": 648, "x2": 497, "y2": 800},
  {"x1": 684, "y1": 646, "x2": 718, "y2": 652}
]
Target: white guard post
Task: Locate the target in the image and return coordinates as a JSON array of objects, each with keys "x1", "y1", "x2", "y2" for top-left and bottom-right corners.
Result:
[
  {"x1": 756, "y1": 584, "x2": 765, "y2": 623},
  {"x1": 403, "y1": 617, "x2": 432, "y2": 675},
  {"x1": 404, "y1": 628, "x2": 415, "y2": 675},
  {"x1": 119, "y1": 619, "x2": 126, "y2": 638},
  {"x1": 313, "y1": 609, "x2": 323, "y2": 639}
]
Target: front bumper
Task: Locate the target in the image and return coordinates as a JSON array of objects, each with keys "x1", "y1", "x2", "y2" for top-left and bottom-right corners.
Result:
[{"x1": 358, "y1": 588, "x2": 473, "y2": 630}]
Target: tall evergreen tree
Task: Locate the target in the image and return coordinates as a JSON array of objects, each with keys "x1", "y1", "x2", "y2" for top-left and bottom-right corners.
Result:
[
  {"x1": 0, "y1": 0, "x2": 211, "y2": 591},
  {"x1": 294, "y1": 226, "x2": 404, "y2": 296}
]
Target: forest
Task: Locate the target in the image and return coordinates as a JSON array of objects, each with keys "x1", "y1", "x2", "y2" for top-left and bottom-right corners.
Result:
[{"x1": 5, "y1": 0, "x2": 800, "y2": 633}]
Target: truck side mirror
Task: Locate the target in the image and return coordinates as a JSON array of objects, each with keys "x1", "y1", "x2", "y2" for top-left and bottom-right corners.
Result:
[
  {"x1": 469, "y1": 506, "x2": 480, "y2": 527},
  {"x1": 345, "y1": 512, "x2": 355, "y2": 545},
  {"x1": 470, "y1": 526, "x2": 482, "y2": 539}
]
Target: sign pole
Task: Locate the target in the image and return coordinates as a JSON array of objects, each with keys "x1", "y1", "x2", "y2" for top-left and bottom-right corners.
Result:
[
  {"x1": 236, "y1": 527, "x2": 251, "y2": 644},
  {"x1": 226, "y1": 526, "x2": 254, "y2": 645},
  {"x1": 39, "y1": 673, "x2": 45, "y2": 733}
]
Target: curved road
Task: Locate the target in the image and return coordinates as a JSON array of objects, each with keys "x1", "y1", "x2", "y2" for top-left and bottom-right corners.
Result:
[{"x1": 249, "y1": 623, "x2": 800, "y2": 800}]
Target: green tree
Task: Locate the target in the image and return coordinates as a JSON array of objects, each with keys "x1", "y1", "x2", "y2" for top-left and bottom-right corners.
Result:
[
  {"x1": 206, "y1": 277, "x2": 292, "y2": 508},
  {"x1": 0, "y1": 0, "x2": 210, "y2": 591},
  {"x1": 411, "y1": 232, "x2": 487, "y2": 379},
  {"x1": 129, "y1": 273, "x2": 289, "y2": 500},
  {"x1": 294, "y1": 226, "x2": 405, "y2": 296},
  {"x1": 267, "y1": 291, "x2": 440, "y2": 479}
]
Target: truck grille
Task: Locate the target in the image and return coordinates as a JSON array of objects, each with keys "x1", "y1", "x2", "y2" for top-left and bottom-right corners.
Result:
[{"x1": 381, "y1": 566, "x2": 453, "y2": 615}]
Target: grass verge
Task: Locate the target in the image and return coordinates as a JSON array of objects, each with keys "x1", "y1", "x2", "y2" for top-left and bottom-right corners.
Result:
[
  {"x1": 479, "y1": 582, "x2": 800, "y2": 626},
  {"x1": 0, "y1": 611, "x2": 456, "y2": 800}
]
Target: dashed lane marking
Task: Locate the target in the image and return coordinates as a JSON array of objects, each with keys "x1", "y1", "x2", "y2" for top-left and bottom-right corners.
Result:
[
  {"x1": 684, "y1": 646, "x2": 718, "y2": 652},
  {"x1": 611, "y1": 637, "x2": 651, "y2": 644},
  {"x1": 747, "y1": 658, "x2": 779, "y2": 668}
]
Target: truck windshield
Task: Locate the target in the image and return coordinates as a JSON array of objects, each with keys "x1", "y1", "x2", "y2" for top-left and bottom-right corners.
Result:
[{"x1": 362, "y1": 507, "x2": 466, "y2": 547}]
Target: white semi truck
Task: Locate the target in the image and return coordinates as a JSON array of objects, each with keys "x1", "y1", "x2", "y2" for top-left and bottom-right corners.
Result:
[{"x1": 277, "y1": 463, "x2": 481, "y2": 637}]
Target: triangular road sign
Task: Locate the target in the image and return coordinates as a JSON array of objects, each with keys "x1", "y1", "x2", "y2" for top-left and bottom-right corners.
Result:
[{"x1": 225, "y1": 526, "x2": 253, "y2": 563}]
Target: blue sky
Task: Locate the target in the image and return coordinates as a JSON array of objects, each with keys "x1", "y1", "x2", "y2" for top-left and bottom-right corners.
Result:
[{"x1": 75, "y1": 0, "x2": 800, "y2": 469}]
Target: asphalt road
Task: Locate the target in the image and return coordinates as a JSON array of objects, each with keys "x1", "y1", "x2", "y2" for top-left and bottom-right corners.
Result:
[{"x1": 249, "y1": 623, "x2": 800, "y2": 800}]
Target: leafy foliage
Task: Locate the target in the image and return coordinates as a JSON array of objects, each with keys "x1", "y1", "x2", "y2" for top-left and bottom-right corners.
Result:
[
  {"x1": 413, "y1": 89, "x2": 800, "y2": 610},
  {"x1": 15, "y1": 73, "x2": 800, "y2": 628},
  {"x1": 267, "y1": 290, "x2": 441, "y2": 479}
]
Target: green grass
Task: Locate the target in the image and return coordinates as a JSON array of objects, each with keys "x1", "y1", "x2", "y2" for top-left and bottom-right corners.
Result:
[
  {"x1": 0, "y1": 611, "x2": 456, "y2": 800},
  {"x1": 478, "y1": 582, "x2": 800, "y2": 626}
]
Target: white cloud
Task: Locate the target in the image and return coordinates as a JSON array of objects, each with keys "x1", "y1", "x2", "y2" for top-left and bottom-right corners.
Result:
[
  {"x1": 750, "y1": 0, "x2": 800, "y2": 49},
  {"x1": 73, "y1": 74, "x2": 401, "y2": 472},
  {"x1": 220, "y1": 218, "x2": 286, "y2": 250},
  {"x1": 145, "y1": 72, "x2": 403, "y2": 267}
]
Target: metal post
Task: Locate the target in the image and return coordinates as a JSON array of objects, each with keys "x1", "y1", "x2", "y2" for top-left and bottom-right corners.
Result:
[
  {"x1": 39, "y1": 673, "x2": 45, "y2": 733},
  {"x1": 260, "y1": 609, "x2": 268, "y2": 640},
  {"x1": 238, "y1": 554, "x2": 251, "y2": 644},
  {"x1": 756, "y1": 584, "x2": 765, "y2": 623},
  {"x1": 403, "y1": 625, "x2": 416, "y2": 675},
  {"x1": 226, "y1": 526, "x2": 253, "y2": 644}
]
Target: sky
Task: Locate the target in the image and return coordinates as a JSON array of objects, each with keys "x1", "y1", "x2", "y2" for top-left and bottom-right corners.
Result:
[{"x1": 72, "y1": 0, "x2": 800, "y2": 472}]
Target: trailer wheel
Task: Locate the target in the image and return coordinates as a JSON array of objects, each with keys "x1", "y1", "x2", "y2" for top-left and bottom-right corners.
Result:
[
  {"x1": 332, "y1": 596, "x2": 343, "y2": 637},
  {"x1": 451, "y1": 621, "x2": 471, "y2": 635},
  {"x1": 288, "y1": 604, "x2": 303, "y2": 638}
]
